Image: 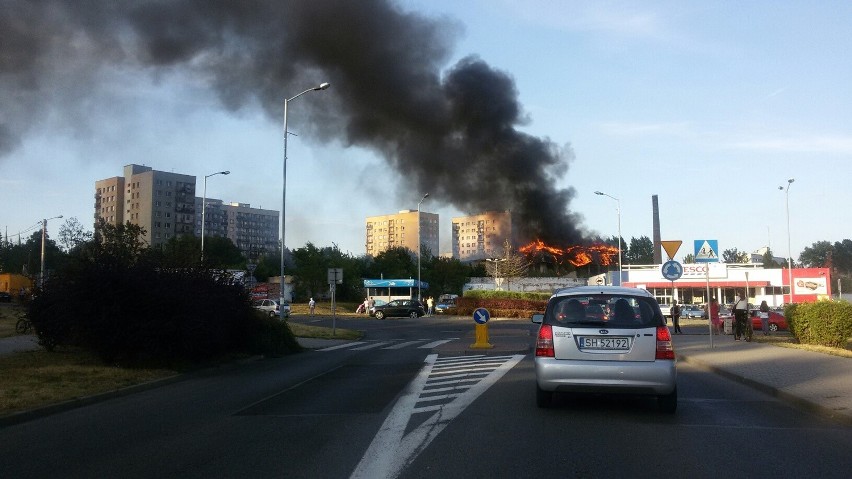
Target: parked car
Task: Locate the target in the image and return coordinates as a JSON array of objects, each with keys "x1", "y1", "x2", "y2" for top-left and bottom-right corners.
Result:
[
  {"x1": 681, "y1": 305, "x2": 705, "y2": 319},
  {"x1": 368, "y1": 299, "x2": 388, "y2": 316},
  {"x1": 532, "y1": 285, "x2": 677, "y2": 412},
  {"x1": 253, "y1": 299, "x2": 290, "y2": 318},
  {"x1": 749, "y1": 309, "x2": 788, "y2": 332},
  {"x1": 434, "y1": 298, "x2": 457, "y2": 314},
  {"x1": 371, "y1": 299, "x2": 426, "y2": 319}
]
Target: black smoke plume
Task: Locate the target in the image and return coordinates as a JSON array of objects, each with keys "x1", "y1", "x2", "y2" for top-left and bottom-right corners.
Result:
[{"x1": 0, "y1": 0, "x2": 585, "y2": 245}]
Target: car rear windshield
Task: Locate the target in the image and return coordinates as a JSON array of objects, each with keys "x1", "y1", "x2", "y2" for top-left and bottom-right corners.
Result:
[{"x1": 544, "y1": 294, "x2": 663, "y2": 328}]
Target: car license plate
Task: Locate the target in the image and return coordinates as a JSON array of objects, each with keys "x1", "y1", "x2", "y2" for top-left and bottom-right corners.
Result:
[{"x1": 578, "y1": 336, "x2": 630, "y2": 350}]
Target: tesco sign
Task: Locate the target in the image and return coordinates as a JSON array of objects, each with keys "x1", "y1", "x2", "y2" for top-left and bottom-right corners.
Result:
[
  {"x1": 681, "y1": 265, "x2": 709, "y2": 276},
  {"x1": 671, "y1": 263, "x2": 726, "y2": 279}
]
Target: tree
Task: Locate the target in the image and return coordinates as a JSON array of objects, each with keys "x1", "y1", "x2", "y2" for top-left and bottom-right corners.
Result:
[
  {"x1": 625, "y1": 236, "x2": 654, "y2": 265},
  {"x1": 58, "y1": 217, "x2": 92, "y2": 252},
  {"x1": 832, "y1": 239, "x2": 852, "y2": 274},
  {"x1": 291, "y1": 242, "x2": 331, "y2": 300},
  {"x1": 424, "y1": 256, "x2": 474, "y2": 296},
  {"x1": 88, "y1": 220, "x2": 148, "y2": 269},
  {"x1": 369, "y1": 246, "x2": 416, "y2": 279},
  {"x1": 722, "y1": 248, "x2": 749, "y2": 263},
  {"x1": 485, "y1": 240, "x2": 529, "y2": 290},
  {"x1": 799, "y1": 241, "x2": 833, "y2": 269},
  {"x1": 761, "y1": 248, "x2": 782, "y2": 268},
  {"x1": 202, "y1": 236, "x2": 245, "y2": 269},
  {"x1": 683, "y1": 253, "x2": 695, "y2": 263}
]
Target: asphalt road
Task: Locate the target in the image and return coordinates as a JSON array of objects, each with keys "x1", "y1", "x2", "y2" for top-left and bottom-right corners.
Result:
[{"x1": 1, "y1": 317, "x2": 851, "y2": 478}]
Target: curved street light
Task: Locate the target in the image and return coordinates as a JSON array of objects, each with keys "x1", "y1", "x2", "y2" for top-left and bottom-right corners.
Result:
[
  {"x1": 201, "y1": 170, "x2": 230, "y2": 260},
  {"x1": 779, "y1": 178, "x2": 794, "y2": 304},
  {"x1": 594, "y1": 191, "x2": 622, "y2": 284},
  {"x1": 40, "y1": 215, "x2": 63, "y2": 287},
  {"x1": 281, "y1": 82, "x2": 330, "y2": 309},
  {"x1": 417, "y1": 193, "x2": 429, "y2": 301}
]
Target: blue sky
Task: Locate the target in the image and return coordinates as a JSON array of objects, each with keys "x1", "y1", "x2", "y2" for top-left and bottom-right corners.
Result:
[{"x1": 2, "y1": 0, "x2": 850, "y2": 263}]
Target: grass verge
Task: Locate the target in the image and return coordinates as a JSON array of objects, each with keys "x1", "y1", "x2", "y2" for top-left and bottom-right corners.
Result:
[
  {"x1": 0, "y1": 319, "x2": 361, "y2": 418},
  {"x1": 0, "y1": 347, "x2": 176, "y2": 416}
]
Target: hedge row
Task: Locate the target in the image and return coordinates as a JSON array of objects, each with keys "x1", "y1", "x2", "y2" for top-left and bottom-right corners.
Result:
[
  {"x1": 456, "y1": 294, "x2": 548, "y2": 319},
  {"x1": 786, "y1": 301, "x2": 852, "y2": 349}
]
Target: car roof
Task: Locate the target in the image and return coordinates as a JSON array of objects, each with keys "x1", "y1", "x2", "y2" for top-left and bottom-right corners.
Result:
[{"x1": 551, "y1": 285, "x2": 654, "y2": 299}]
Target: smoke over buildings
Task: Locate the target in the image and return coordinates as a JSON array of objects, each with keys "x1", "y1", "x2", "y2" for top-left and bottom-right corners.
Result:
[{"x1": 1, "y1": 0, "x2": 586, "y2": 245}]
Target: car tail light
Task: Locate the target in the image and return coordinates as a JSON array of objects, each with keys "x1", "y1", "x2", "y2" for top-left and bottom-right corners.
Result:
[
  {"x1": 656, "y1": 326, "x2": 675, "y2": 360},
  {"x1": 535, "y1": 324, "x2": 555, "y2": 357}
]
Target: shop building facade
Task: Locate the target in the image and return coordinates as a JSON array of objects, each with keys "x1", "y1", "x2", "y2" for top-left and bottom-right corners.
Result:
[{"x1": 619, "y1": 263, "x2": 832, "y2": 308}]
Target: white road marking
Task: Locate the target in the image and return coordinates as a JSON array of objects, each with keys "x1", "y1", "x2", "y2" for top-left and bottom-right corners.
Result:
[
  {"x1": 350, "y1": 353, "x2": 524, "y2": 479},
  {"x1": 350, "y1": 342, "x2": 394, "y2": 351},
  {"x1": 417, "y1": 339, "x2": 457, "y2": 349},
  {"x1": 383, "y1": 341, "x2": 424, "y2": 349},
  {"x1": 317, "y1": 342, "x2": 367, "y2": 351}
]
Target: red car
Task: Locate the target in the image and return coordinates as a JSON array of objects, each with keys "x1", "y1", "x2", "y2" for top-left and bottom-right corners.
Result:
[{"x1": 749, "y1": 309, "x2": 788, "y2": 332}]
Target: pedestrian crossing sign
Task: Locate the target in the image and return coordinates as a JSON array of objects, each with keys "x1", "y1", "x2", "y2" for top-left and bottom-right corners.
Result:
[{"x1": 694, "y1": 240, "x2": 719, "y2": 263}]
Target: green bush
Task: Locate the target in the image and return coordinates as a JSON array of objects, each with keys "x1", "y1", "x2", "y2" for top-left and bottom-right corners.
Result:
[
  {"x1": 28, "y1": 261, "x2": 301, "y2": 366},
  {"x1": 245, "y1": 311, "x2": 302, "y2": 357},
  {"x1": 787, "y1": 300, "x2": 852, "y2": 348}
]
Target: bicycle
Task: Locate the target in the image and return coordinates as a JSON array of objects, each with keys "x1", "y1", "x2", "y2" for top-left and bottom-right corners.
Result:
[
  {"x1": 733, "y1": 310, "x2": 753, "y2": 342},
  {"x1": 15, "y1": 318, "x2": 33, "y2": 334}
]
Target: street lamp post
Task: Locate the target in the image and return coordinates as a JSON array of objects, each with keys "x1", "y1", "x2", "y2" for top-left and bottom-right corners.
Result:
[
  {"x1": 779, "y1": 178, "x2": 795, "y2": 305},
  {"x1": 594, "y1": 191, "x2": 622, "y2": 285},
  {"x1": 281, "y1": 82, "x2": 330, "y2": 310},
  {"x1": 201, "y1": 170, "x2": 230, "y2": 260},
  {"x1": 417, "y1": 193, "x2": 429, "y2": 301},
  {"x1": 40, "y1": 215, "x2": 63, "y2": 287}
]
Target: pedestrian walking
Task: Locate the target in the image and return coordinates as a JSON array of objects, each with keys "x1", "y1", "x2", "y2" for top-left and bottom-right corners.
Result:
[
  {"x1": 363, "y1": 297, "x2": 369, "y2": 315},
  {"x1": 759, "y1": 300, "x2": 771, "y2": 335},
  {"x1": 732, "y1": 292, "x2": 749, "y2": 340},
  {"x1": 309, "y1": 297, "x2": 316, "y2": 316},
  {"x1": 671, "y1": 300, "x2": 682, "y2": 334}
]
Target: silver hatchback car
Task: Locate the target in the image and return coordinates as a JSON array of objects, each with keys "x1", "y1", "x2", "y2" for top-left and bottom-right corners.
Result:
[{"x1": 532, "y1": 286, "x2": 677, "y2": 412}]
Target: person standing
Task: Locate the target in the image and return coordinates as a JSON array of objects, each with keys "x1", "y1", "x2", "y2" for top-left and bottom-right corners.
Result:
[
  {"x1": 363, "y1": 297, "x2": 369, "y2": 314},
  {"x1": 426, "y1": 296, "x2": 434, "y2": 316},
  {"x1": 309, "y1": 297, "x2": 316, "y2": 316},
  {"x1": 759, "y1": 300, "x2": 771, "y2": 335},
  {"x1": 732, "y1": 292, "x2": 749, "y2": 340},
  {"x1": 671, "y1": 300, "x2": 682, "y2": 334},
  {"x1": 709, "y1": 297, "x2": 721, "y2": 335}
]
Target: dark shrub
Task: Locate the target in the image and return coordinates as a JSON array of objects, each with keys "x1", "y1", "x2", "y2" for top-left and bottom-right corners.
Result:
[{"x1": 28, "y1": 261, "x2": 300, "y2": 366}]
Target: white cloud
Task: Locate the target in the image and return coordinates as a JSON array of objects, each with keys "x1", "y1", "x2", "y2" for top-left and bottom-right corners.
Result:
[{"x1": 728, "y1": 135, "x2": 852, "y2": 154}]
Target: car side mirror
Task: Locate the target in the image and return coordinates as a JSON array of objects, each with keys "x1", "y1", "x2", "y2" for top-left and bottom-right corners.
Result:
[{"x1": 531, "y1": 313, "x2": 544, "y2": 324}]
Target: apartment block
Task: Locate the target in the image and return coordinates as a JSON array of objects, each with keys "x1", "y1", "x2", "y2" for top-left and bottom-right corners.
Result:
[
  {"x1": 451, "y1": 211, "x2": 513, "y2": 261},
  {"x1": 95, "y1": 164, "x2": 196, "y2": 248},
  {"x1": 201, "y1": 201, "x2": 279, "y2": 257},
  {"x1": 95, "y1": 164, "x2": 278, "y2": 256},
  {"x1": 366, "y1": 210, "x2": 439, "y2": 257}
]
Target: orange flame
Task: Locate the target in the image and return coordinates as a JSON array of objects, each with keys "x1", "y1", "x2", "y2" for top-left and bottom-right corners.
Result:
[{"x1": 520, "y1": 240, "x2": 619, "y2": 267}]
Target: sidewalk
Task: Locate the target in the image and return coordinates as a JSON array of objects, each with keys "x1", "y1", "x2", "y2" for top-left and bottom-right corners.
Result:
[
  {"x1": 3, "y1": 326, "x2": 851, "y2": 425},
  {"x1": 672, "y1": 329, "x2": 852, "y2": 425}
]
